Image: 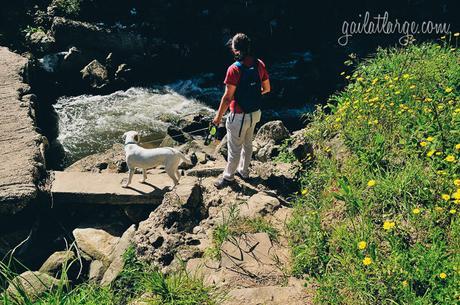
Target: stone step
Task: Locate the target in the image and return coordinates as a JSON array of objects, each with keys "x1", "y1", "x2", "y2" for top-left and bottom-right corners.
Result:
[{"x1": 51, "y1": 171, "x2": 182, "y2": 205}]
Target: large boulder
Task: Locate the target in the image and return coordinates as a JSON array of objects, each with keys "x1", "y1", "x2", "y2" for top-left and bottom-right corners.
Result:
[
  {"x1": 239, "y1": 193, "x2": 281, "y2": 219},
  {"x1": 101, "y1": 225, "x2": 136, "y2": 285},
  {"x1": 6, "y1": 271, "x2": 60, "y2": 301},
  {"x1": 51, "y1": 17, "x2": 146, "y2": 54},
  {"x1": 80, "y1": 59, "x2": 109, "y2": 90},
  {"x1": 134, "y1": 177, "x2": 203, "y2": 270},
  {"x1": 250, "y1": 161, "x2": 300, "y2": 197},
  {"x1": 73, "y1": 227, "x2": 119, "y2": 264},
  {"x1": 255, "y1": 121, "x2": 289, "y2": 145},
  {"x1": 25, "y1": 30, "x2": 55, "y2": 53}
]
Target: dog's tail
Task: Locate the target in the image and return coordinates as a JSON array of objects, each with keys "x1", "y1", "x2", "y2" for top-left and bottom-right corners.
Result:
[{"x1": 179, "y1": 151, "x2": 193, "y2": 165}]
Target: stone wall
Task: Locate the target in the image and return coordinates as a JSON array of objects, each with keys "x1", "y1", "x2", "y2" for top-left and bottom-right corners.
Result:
[{"x1": 0, "y1": 47, "x2": 46, "y2": 215}]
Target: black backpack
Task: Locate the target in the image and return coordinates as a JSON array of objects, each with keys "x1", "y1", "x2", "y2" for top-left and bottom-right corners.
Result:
[{"x1": 233, "y1": 59, "x2": 262, "y2": 113}]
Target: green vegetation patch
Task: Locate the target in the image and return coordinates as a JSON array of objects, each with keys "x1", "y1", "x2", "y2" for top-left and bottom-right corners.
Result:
[{"x1": 287, "y1": 41, "x2": 460, "y2": 304}]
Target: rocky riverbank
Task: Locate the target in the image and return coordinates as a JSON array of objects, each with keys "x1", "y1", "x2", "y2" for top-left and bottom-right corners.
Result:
[{"x1": 4, "y1": 119, "x2": 314, "y2": 304}]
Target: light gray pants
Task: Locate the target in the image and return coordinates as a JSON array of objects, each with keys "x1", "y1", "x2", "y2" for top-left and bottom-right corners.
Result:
[{"x1": 223, "y1": 110, "x2": 261, "y2": 181}]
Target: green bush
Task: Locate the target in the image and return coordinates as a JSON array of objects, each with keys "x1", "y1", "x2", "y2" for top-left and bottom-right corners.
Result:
[
  {"x1": 288, "y1": 40, "x2": 460, "y2": 304},
  {"x1": 52, "y1": 0, "x2": 81, "y2": 17}
]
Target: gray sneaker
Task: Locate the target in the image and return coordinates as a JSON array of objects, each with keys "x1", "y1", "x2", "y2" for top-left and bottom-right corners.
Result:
[
  {"x1": 235, "y1": 171, "x2": 249, "y2": 181},
  {"x1": 214, "y1": 177, "x2": 233, "y2": 189}
]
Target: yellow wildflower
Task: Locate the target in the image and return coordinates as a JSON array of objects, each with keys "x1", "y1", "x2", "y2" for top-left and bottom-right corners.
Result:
[
  {"x1": 445, "y1": 87, "x2": 453, "y2": 93},
  {"x1": 358, "y1": 241, "x2": 367, "y2": 250},
  {"x1": 395, "y1": 91, "x2": 401, "y2": 95},
  {"x1": 367, "y1": 180, "x2": 376, "y2": 187},
  {"x1": 403, "y1": 73, "x2": 410, "y2": 79},
  {"x1": 426, "y1": 136, "x2": 434, "y2": 142},
  {"x1": 301, "y1": 189, "x2": 308, "y2": 196},
  {"x1": 383, "y1": 221, "x2": 395, "y2": 230},
  {"x1": 445, "y1": 155, "x2": 456, "y2": 162},
  {"x1": 452, "y1": 190, "x2": 460, "y2": 200},
  {"x1": 435, "y1": 206, "x2": 443, "y2": 212},
  {"x1": 412, "y1": 208, "x2": 421, "y2": 215},
  {"x1": 449, "y1": 209, "x2": 456, "y2": 214},
  {"x1": 410, "y1": 85, "x2": 416, "y2": 89},
  {"x1": 441, "y1": 194, "x2": 451, "y2": 201},
  {"x1": 402, "y1": 280, "x2": 408, "y2": 287},
  {"x1": 455, "y1": 143, "x2": 460, "y2": 150},
  {"x1": 439, "y1": 272, "x2": 447, "y2": 279},
  {"x1": 357, "y1": 77, "x2": 364, "y2": 82},
  {"x1": 419, "y1": 141, "x2": 427, "y2": 147},
  {"x1": 454, "y1": 179, "x2": 460, "y2": 186},
  {"x1": 362, "y1": 257, "x2": 372, "y2": 266},
  {"x1": 454, "y1": 32, "x2": 460, "y2": 37},
  {"x1": 427, "y1": 150, "x2": 435, "y2": 157}
]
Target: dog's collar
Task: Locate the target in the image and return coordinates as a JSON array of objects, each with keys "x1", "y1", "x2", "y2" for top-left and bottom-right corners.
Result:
[{"x1": 124, "y1": 142, "x2": 138, "y2": 146}]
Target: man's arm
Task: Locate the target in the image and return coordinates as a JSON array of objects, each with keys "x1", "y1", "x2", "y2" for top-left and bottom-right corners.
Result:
[
  {"x1": 261, "y1": 79, "x2": 270, "y2": 95},
  {"x1": 212, "y1": 84, "x2": 236, "y2": 125}
]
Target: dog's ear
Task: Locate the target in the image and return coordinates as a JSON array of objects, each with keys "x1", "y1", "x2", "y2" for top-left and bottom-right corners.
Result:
[
  {"x1": 122, "y1": 132, "x2": 127, "y2": 142},
  {"x1": 133, "y1": 133, "x2": 139, "y2": 143}
]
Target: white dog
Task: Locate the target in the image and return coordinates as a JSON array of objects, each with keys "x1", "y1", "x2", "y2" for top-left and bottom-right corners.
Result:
[{"x1": 122, "y1": 131, "x2": 192, "y2": 187}]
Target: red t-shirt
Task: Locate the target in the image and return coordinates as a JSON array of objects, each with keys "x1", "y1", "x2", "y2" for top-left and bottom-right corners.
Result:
[{"x1": 224, "y1": 56, "x2": 269, "y2": 113}]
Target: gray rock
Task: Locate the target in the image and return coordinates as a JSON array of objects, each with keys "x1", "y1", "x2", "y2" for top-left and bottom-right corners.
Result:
[
  {"x1": 135, "y1": 177, "x2": 203, "y2": 268},
  {"x1": 88, "y1": 260, "x2": 105, "y2": 282},
  {"x1": 26, "y1": 30, "x2": 55, "y2": 53},
  {"x1": 80, "y1": 59, "x2": 109, "y2": 90},
  {"x1": 160, "y1": 135, "x2": 180, "y2": 147},
  {"x1": 255, "y1": 140, "x2": 279, "y2": 162},
  {"x1": 6, "y1": 271, "x2": 60, "y2": 301},
  {"x1": 51, "y1": 17, "x2": 146, "y2": 54},
  {"x1": 186, "y1": 167, "x2": 224, "y2": 178},
  {"x1": 73, "y1": 228, "x2": 119, "y2": 264},
  {"x1": 239, "y1": 193, "x2": 281, "y2": 219},
  {"x1": 255, "y1": 120, "x2": 289, "y2": 145},
  {"x1": 39, "y1": 250, "x2": 75, "y2": 275},
  {"x1": 101, "y1": 225, "x2": 136, "y2": 285}
]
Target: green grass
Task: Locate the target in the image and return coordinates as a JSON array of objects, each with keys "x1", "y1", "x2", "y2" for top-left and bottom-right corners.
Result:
[
  {"x1": 287, "y1": 40, "x2": 460, "y2": 304},
  {"x1": 1, "y1": 246, "x2": 219, "y2": 305}
]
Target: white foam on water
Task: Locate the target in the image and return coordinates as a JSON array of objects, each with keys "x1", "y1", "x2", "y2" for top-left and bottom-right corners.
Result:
[{"x1": 54, "y1": 87, "x2": 214, "y2": 162}]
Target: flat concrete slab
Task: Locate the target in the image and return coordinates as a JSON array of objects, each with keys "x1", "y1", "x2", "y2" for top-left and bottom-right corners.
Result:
[{"x1": 51, "y1": 171, "x2": 182, "y2": 205}]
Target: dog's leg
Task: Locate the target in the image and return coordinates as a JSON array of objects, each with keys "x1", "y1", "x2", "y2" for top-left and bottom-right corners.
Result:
[
  {"x1": 175, "y1": 169, "x2": 181, "y2": 184},
  {"x1": 140, "y1": 168, "x2": 147, "y2": 183},
  {"x1": 122, "y1": 168, "x2": 134, "y2": 188},
  {"x1": 165, "y1": 165, "x2": 179, "y2": 186}
]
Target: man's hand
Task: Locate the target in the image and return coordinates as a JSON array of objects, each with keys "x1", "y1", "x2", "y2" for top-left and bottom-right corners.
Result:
[{"x1": 212, "y1": 114, "x2": 221, "y2": 126}]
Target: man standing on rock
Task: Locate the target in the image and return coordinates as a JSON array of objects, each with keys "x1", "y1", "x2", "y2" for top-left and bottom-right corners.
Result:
[{"x1": 212, "y1": 33, "x2": 271, "y2": 189}]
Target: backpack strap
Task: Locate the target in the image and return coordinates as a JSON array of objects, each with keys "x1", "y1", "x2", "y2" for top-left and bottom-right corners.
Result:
[{"x1": 233, "y1": 58, "x2": 259, "y2": 69}]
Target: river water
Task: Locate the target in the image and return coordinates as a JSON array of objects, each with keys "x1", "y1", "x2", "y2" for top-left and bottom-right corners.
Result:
[{"x1": 53, "y1": 53, "x2": 316, "y2": 166}]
